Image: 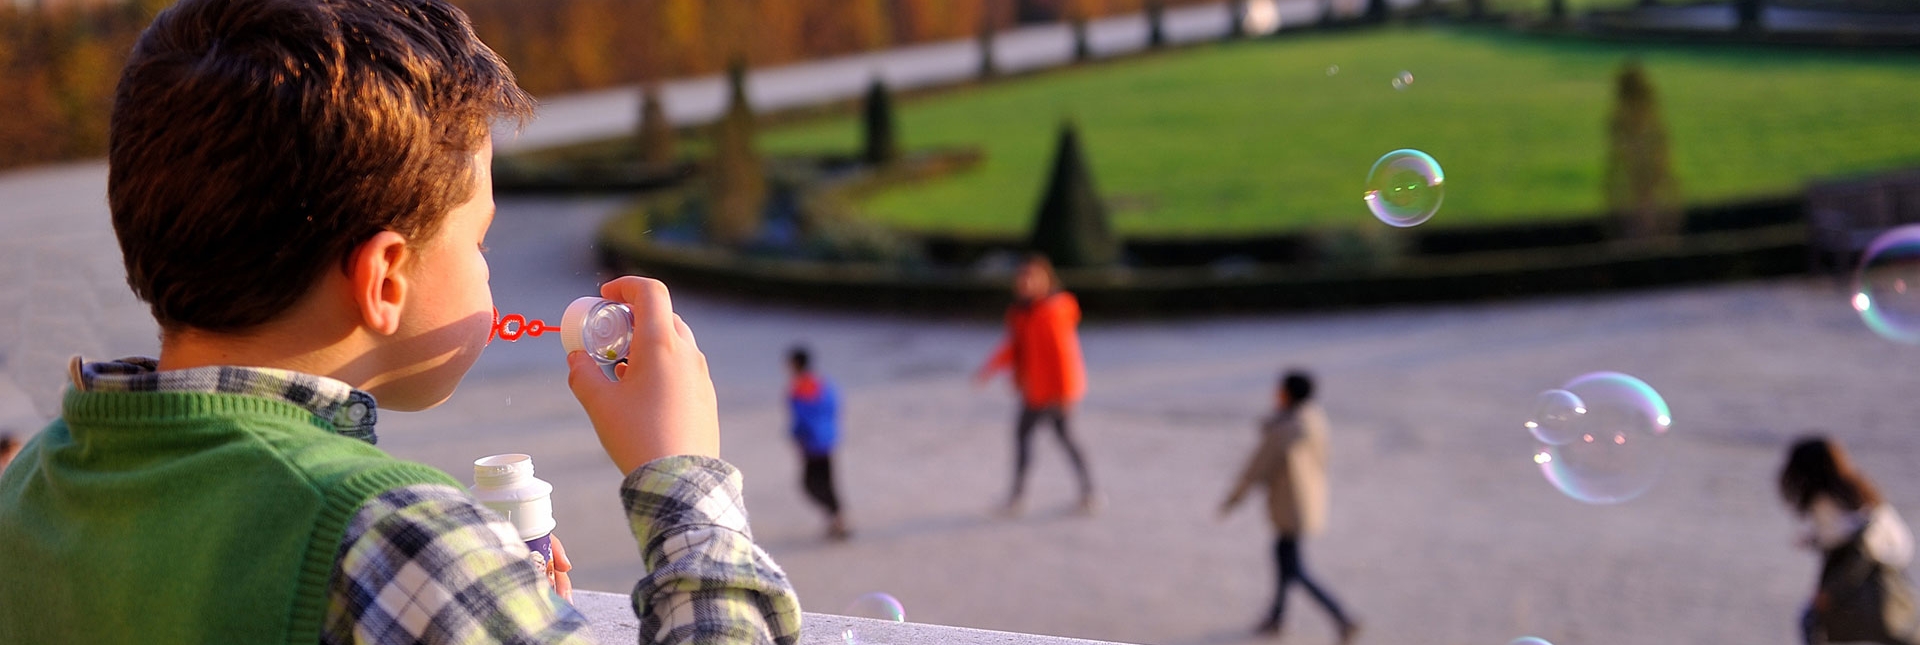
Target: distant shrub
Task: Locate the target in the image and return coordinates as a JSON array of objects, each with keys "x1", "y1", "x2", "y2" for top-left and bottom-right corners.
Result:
[{"x1": 1604, "y1": 59, "x2": 1683, "y2": 240}]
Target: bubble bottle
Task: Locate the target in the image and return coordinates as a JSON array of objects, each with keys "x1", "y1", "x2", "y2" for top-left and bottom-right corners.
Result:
[
  {"x1": 560, "y1": 297, "x2": 633, "y2": 366},
  {"x1": 470, "y1": 454, "x2": 558, "y2": 575}
]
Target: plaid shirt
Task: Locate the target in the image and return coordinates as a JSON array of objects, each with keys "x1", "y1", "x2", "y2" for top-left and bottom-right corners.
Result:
[{"x1": 76, "y1": 358, "x2": 801, "y2": 645}]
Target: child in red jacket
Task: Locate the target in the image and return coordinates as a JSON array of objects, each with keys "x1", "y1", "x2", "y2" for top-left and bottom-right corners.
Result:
[{"x1": 977, "y1": 254, "x2": 1100, "y2": 515}]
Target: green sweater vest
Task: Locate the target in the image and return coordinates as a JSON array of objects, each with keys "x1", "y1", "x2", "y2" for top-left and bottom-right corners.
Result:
[{"x1": 0, "y1": 389, "x2": 459, "y2": 644}]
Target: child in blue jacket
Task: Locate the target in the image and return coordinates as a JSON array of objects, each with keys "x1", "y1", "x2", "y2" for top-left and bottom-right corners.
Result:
[{"x1": 789, "y1": 346, "x2": 849, "y2": 540}]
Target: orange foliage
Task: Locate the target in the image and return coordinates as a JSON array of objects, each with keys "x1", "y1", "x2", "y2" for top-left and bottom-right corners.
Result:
[{"x1": 0, "y1": 0, "x2": 1222, "y2": 170}]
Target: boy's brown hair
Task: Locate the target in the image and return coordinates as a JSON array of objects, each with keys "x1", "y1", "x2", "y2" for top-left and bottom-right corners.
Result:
[{"x1": 109, "y1": 0, "x2": 534, "y2": 332}]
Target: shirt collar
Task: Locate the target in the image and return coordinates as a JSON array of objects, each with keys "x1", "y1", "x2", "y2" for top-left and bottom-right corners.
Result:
[{"x1": 72, "y1": 357, "x2": 380, "y2": 444}]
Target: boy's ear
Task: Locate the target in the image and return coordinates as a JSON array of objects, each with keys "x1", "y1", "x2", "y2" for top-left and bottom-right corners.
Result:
[{"x1": 347, "y1": 231, "x2": 412, "y2": 335}]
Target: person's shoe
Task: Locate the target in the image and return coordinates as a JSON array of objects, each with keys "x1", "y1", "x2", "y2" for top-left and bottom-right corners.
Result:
[
  {"x1": 1337, "y1": 620, "x2": 1361, "y2": 645},
  {"x1": 826, "y1": 516, "x2": 852, "y2": 542}
]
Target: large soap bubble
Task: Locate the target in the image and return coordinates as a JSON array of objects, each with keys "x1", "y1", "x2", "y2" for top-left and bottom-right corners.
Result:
[
  {"x1": 1530, "y1": 372, "x2": 1672, "y2": 504},
  {"x1": 1853, "y1": 225, "x2": 1920, "y2": 344}
]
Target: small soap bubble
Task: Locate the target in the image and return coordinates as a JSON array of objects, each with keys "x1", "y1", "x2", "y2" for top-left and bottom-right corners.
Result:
[
  {"x1": 1852, "y1": 225, "x2": 1920, "y2": 344},
  {"x1": 841, "y1": 592, "x2": 905, "y2": 645},
  {"x1": 1526, "y1": 389, "x2": 1586, "y2": 446},
  {"x1": 1391, "y1": 70, "x2": 1414, "y2": 90},
  {"x1": 1532, "y1": 372, "x2": 1672, "y2": 504},
  {"x1": 1363, "y1": 149, "x2": 1445, "y2": 227},
  {"x1": 1510, "y1": 638, "x2": 1555, "y2": 645},
  {"x1": 1326, "y1": 64, "x2": 1340, "y2": 76}
]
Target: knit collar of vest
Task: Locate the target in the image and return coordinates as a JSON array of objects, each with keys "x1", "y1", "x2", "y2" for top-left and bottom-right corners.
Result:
[{"x1": 69, "y1": 356, "x2": 380, "y2": 444}]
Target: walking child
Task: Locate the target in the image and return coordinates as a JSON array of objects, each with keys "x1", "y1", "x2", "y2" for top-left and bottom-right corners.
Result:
[
  {"x1": 1220, "y1": 370, "x2": 1361, "y2": 642},
  {"x1": 788, "y1": 345, "x2": 850, "y2": 540},
  {"x1": 976, "y1": 253, "x2": 1100, "y2": 515}
]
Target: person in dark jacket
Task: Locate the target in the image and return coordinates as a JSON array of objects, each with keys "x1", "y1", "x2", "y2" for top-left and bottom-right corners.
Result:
[{"x1": 789, "y1": 346, "x2": 849, "y2": 540}]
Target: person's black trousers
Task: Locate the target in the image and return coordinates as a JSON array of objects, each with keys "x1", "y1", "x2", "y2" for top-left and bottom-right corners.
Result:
[
  {"x1": 1010, "y1": 405, "x2": 1094, "y2": 499},
  {"x1": 1268, "y1": 536, "x2": 1351, "y2": 628},
  {"x1": 802, "y1": 453, "x2": 840, "y2": 515}
]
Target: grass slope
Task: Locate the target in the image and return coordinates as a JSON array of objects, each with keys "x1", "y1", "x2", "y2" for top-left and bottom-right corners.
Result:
[{"x1": 758, "y1": 27, "x2": 1920, "y2": 237}]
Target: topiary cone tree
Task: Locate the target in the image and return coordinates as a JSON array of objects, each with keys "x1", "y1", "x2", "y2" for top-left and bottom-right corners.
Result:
[
  {"x1": 1604, "y1": 59, "x2": 1683, "y2": 241},
  {"x1": 1028, "y1": 121, "x2": 1119, "y2": 268},
  {"x1": 862, "y1": 77, "x2": 899, "y2": 166},
  {"x1": 636, "y1": 85, "x2": 675, "y2": 170},
  {"x1": 708, "y1": 58, "x2": 766, "y2": 245}
]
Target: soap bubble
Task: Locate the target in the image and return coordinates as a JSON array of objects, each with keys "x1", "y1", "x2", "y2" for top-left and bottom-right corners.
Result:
[
  {"x1": 1525, "y1": 389, "x2": 1586, "y2": 446},
  {"x1": 1532, "y1": 372, "x2": 1672, "y2": 504},
  {"x1": 1326, "y1": 65, "x2": 1340, "y2": 76},
  {"x1": 841, "y1": 592, "x2": 906, "y2": 645},
  {"x1": 1391, "y1": 70, "x2": 1414, "y2": 90},
  {"x1": 1509, "y1": 638, "x2": 1555, "y2": 645},
  {"x1": 1852, "y1": 225, "x2": 1920, "y2": 344},
  {"x1": 1363, "y1": 149, "x2": 1445, "y2": 227}
]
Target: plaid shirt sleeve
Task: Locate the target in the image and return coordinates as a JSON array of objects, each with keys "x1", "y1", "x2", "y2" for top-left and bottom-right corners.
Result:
[
  {"x1": 624, "y1": 456, "x2": 802, "y2": 645},
  {"x1": 324, "y1": 484, "x2": 594, "y2": 644},
  {"x1": 325, "y1": 456, "x2": 800, "y2": 645}
]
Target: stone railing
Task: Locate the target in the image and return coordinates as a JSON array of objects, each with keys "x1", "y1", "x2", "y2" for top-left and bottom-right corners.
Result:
[{"x1": 571, "y1": 590, "x2": 1135, "y2": 645}]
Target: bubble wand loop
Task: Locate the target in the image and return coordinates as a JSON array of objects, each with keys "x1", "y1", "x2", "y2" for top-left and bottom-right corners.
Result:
[{"x1": 489, "y1": 309, "x2": 560, "y2": 344}]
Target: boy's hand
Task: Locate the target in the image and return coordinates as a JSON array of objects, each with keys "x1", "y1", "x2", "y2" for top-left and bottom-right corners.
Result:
[
  {"x1": 566, "y1": 277, "x2": 721, "y2": 475},
  {"x1": 549, "y1": 534, "x2": 573, "y2": 602}
]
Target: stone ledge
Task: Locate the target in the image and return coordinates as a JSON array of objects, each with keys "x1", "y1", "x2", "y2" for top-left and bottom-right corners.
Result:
[{"x1": 571, "y1": 590, "x2": 1136, "y2": 645}]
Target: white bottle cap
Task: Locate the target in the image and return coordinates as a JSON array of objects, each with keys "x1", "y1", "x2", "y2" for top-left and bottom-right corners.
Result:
[{"x1": 473, "y1": 453, "x2": 535, "y2": 487}]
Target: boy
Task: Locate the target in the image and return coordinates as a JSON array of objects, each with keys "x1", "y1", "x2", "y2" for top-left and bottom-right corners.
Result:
[
  {"x1": 0, "y1": 1, "x2": 799, "y2": 643},
  {"x1": 1219, "y1": 370, "x2": 1359, "y2": 643},
  {"x1": 786, "y1": 346, "x2": 848, "y2": 541}
]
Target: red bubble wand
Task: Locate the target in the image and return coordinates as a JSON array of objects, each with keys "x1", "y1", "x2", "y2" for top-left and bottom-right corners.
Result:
[{"x1": 488, "y1": 308, "x2": 558, "y2": 344}]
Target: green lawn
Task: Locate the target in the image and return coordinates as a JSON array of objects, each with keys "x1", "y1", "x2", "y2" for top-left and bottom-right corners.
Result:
[{"x1": 758, "y1": 28, "x2": 1920, "y2": 237}]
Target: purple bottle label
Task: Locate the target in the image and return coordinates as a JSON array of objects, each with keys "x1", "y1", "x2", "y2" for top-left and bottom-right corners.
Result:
[{"x1": 525, "y1": 532, "x2": 554, "y2": 575}]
